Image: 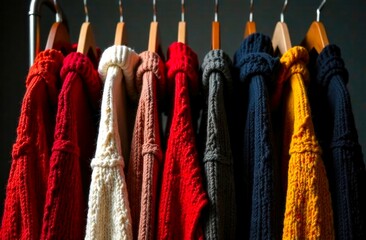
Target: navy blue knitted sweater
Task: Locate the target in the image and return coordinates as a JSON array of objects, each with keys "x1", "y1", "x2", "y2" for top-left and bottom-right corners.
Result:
[
  {"x1": 308, "y1": 44, "x2": 366, "y2": 240},
  {"x1": 232, "y1": 33, "x2": 280, "y2": 240}
]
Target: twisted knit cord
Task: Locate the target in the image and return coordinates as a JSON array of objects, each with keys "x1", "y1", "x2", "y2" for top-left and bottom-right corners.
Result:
[
  {"x1": 309, "y1": 44, "x2": 366, "y2": 240},
  {"x1": 157, "y1": 42, "x2": 208, "y2": 240},
  {"x1": 126, "y1": 51, "x2": 165, "y2": 240},
  {"x1": 274, "y1": 46, "x2": 335, "y2": 240},
  {"x1": 41, "y1": 52, "x2": 102, "y2": 240},
  {"x1": 85, "y1": 46, "x2": 140, "y2": 240},
  {"x1": 232, "y1": 33, "x2": 279, "y2": 239},
  {"x1": 200, "y1": 49, "x2": 236, "y2": 240},
  {"x1": 0, "y1": 50, "x2": 64, "y2": 240}
]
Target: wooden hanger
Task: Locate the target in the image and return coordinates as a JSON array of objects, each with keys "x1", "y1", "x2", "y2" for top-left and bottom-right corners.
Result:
[
  {"x1": 77, "y1": 22, "x2": 97, "y2": 57},
  {"x1": 148, "y1": 21, "x2": 159, "y2": 52},
  {"x1": 244, "y1": 0, "x2": 256, "y2": 38},
  {"x1": 301, "y1": 0, "x2": 329, "y2": 53},
  {"x1": 114, "y1": 22, "x2": 127, "y2": 45},
  {"x1": 272, "y1": 1, "x2": 291, "y2": 55},
  {"x1": 45, "y1": 22, "x2": 72, "y2": 54},
  {"x1": 177, "y1": 0, "x2": 186, "y2": 43},
  {"x1": 212, "y1": 21, "x2": 220, "y2": 50}
]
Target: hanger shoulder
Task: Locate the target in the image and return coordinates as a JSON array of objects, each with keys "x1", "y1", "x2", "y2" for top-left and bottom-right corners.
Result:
[
  {"x1": 244, "y1": 21, "x2": 256, "y2": 38},
  {"x1": 212, "y1": 21, "x2": 220, "y2": 50},
  {"x1": 45, "y1": 22, "x2": 71, "y2": 53},
  {"x1": 302, "y1": 21, "x2": 329, "y2": 53},
  {"x1": 178, "y1": 21, "x2": 186, "y2": 44},
  {"x1": 114, "y1": 22, "x2": 127, "y2": 46},
  {"x1": 77, "y1": 22, "x2": 97, "y2": 57},
  {"x1": 272, "y1": 21, "x2": 292, "y2": 55},
  {"x1": 148, "y1": 21, "x2": 159, "y2": 52}
]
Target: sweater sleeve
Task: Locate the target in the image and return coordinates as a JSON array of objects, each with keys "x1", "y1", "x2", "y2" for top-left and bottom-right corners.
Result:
[
  {"x1": 200, "y1": 49, "x2": 236, "y2": 240},
  {"x1": 85, "y1": 46, "x2": 140, "y2": 240}
]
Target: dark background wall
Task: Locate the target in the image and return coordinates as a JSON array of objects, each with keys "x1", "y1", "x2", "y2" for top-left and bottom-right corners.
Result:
[{"x1": 0, "y1": 0, "x2": 365, "y2": 216}]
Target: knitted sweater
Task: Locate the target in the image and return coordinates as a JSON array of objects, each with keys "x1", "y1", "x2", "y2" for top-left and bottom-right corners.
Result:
[
  {"x1": 200, "y1": 49, "x2": 236, "y2": 240},
  {"x1": 232, "y1": 33, "x2": 279, "y2": 239},
  {"x1": 157, "y1": 42, "x2": 208, "y2": 240},
  {"x1": 41, "y1": 52, "x2": 102, "y2": 240},
  {"x1": 85, "y1": 46, "x2": 140, "y2": 240},
  {"x1": 308, "y1": 44, "x2": 366, "y2": 239},
  {"x1": 273, "y1": 46, "x2": 334, "y2": 239},
  {"x1": 1, "y1": 50, "x2": 64, "y2": 240},
  {"x1": 126, "y1": 51, "x2": 165, "y2": 240}
]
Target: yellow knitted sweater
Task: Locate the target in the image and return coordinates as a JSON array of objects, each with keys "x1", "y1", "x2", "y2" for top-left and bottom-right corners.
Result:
[{"x1": 274, "y1": 47, "x2": 334, "y2": 240}]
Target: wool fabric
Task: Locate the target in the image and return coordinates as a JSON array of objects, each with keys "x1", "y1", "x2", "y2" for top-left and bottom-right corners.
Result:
[
  {"x1": 308, "y1": 44, "x2": 366, "y2": 240},
  {"x1": 200, "y1": 49, "x2": 236, "y2": 240},
  {"x1": 157, "y1": 42, "x2": 208, "y2": 240},
  {"x1": 232, "y1": 33, "x2": 280, "y2": 239},
  {"x1": 126, "y1": 51, "x2": 165, "y2": 240},
  {"x1": 85, "y1": 46, "x2": 140, "y2": 240},
  {"x1": 1, "y1": 50, "x2": 64, "y2": 240},
  {"x1": 41, "y1": 52, "x2": 102, "y2": 240},
  {"x1": 274, "y1": 46, "x2": 334, "y2": 239}
]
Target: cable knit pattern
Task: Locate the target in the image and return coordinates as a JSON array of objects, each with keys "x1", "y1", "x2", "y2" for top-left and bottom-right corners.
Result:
[
  {"x1": 232, "y1": 33, "x2": 279, "y2": 240},
  {"x1": 157, "y1": 42, "x2": 208, "y2": 240},
  {"x1": 276, "y1": 47, "x2": 334, "y2": 240},
  {"x1": 200, "y1": 49, "x2": 236, "y2": 240},
  {"x1": 41, "y1": 52, "x2": 102, "y2": 240},
  {"x1": 85, "y1": 46, "x2": 140, "y2": 240},
  {"x1": 309, "y1": 44, "x2": 366, "y2": 240},
  {"x1": 126, "y1": 51, "x2": 165, "y2": 240},
  {"x1": 1, "y1": 50, "x2": 63, "y2": 240}
]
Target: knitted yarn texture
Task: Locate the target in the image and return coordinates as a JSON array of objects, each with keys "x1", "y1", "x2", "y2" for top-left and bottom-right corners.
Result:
[
  {"x1": 275, "y1": 46, "x2": 334, "y2": 240},
  {"x1": 126, "y1": 51, "x2": 165, "y2": 240},
  {"x1": 85, "y1": 46, "x2": 140, "y2": 240},
  {"x1": 157, "y1": 42, "x2": 208, "y2": 240},
  {"x1": 41, "y1": 52, "x2": 102, "y2": 240},
  {"x1": 309, "y1": 44, "x2": 366, "y2": 240},
  {"x1": 1, "y1": 50, "x2": 64, "y2": 240},
  {"x1": 232, "y1": 33, "x2": 279, "y2": 240},
  {"x1": 200, "y1": 49, "x2": 236, "y2": 240}
]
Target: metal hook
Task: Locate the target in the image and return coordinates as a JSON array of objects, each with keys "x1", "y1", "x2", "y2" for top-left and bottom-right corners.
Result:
[
  {"x1": 153, "y1": 0, "x2": 157, "y2": 22},
  {"x1": 53, "y1": 0, "x2": 62, "y2": 22},
  {"x1": 181, "y1": 0, "x2": 185, "y2": 22},
  {"x1": 118, "y1": 0, "x2": 123, "y2": 22},
  {"x1": 280, "y1": 0, "x2": 288, "y2": 22},
  {"x1": 249, "y1": 0, "x2": 254, "y2": 22},
  {"x1": 214, "y1": 0, "x2": 218, "y2": 22},
  {"x1": 83, "y1": 0, "x2": 89, "y2": 22},
  {"x1": 316, "y1": 0, "x2": 326, "y2": 22}
]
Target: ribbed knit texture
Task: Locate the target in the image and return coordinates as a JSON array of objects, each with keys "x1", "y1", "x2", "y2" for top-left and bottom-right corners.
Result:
[
  {"x1": 85, "y1": 46, "x2": 140, "y2": 240},
  {"x1": 200, "y1": 49, "x2": 236, "y2": 240},
  {"x1": 232, "y1": 33, "x2": 279, "y2": 239},
  {"x1": 126, "y1": 51, "x2": 165, "y2": 240},
  {"x1": 0, "y1": 50, "x2": 64, "y2": 240},
  {"x1": 157, "y1": 42, "x2": 208, "y2": 240},
  {"x1": 273, "y1": 46, "x2": 334, "y2": 239},
  {"x1": 308, "y1": 44, "x2": 366, "y2": 240},
  {"x1": 41, "y1": 52, "x2": 102, "y2": 240}
]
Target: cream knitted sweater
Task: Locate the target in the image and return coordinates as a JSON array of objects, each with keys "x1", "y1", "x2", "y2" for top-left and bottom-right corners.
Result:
[{"x1": 85, "y1": 46, "x2": 140, "y2": 240}]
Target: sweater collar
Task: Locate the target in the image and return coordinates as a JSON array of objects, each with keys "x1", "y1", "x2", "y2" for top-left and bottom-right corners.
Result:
[{"x1": 202, "y1": 49, "x2": 232, "y2": 90}]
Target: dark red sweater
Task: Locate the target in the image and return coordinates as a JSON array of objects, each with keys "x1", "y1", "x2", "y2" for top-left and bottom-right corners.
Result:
[
  {"x1": 1, "y1": 50, "x2": 64, "y2": 240},
  {"x1": 40, "y1": 52, "x2": 102, "y2": 240},
  {"x1": 157, "y1": 42, "x2": 208, "y2": 240}
]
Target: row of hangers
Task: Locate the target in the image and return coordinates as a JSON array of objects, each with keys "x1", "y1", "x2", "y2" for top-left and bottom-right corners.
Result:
[{"x1": 28, "y1": 0, "x2": 330, "y2": 68}]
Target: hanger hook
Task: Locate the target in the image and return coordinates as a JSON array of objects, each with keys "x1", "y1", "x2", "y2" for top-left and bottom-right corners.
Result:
[
  {"x1": 83, "y1": 0, "x2": 89, "y2": 22},
  {"x1": 153, "y1": 0, "x2": 157, "y2": 22},
  {"x1": 249, "y1": 0, "x2": 254, "y2": 22},
  {"x1": 53, "y1": 0, "x2": 62, "y2": 22},
  {"x1": 214, "y1": 0, "x2": 218, "y2": 22},
  {"x1": 118, "y1": 0, "x2": 123, "y2": 22},
  {"x1": 181, "y1": 0, "x2": 185, "y2": 22},
  {"x1": 316, "y1": 0, "x2": 326, "y2": 22},
  {"x1": 280, "y1": 0, "x2": 288, "y2": 22}
]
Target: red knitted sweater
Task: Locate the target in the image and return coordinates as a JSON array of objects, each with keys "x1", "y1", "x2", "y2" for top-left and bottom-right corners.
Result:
[
  {"x1": 40, "y1": 52, "x2": 102, "y2": 240},
  {"x1": 157, "y1": 42, "x2": 208, "y2": 240},
  {"x1": 1, "y1": 50, "x2": 64, "y2": 240}
]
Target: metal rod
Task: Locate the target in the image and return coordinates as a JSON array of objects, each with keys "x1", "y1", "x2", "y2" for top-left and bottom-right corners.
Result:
[
  {"x1": 84, "y1": 0, "x2": 89, "y2": 22},
  {"x1": 214, "y1": 0, "x2": 218, "y2": 22},
  {"x1": 280, "y1": 0, "x2": 288, "y2": 22},
  {"x1": 119, "y1": 0, "x2": 123, "y2": 22},
  {"x1": 29, "y1": 0, "x2": 57, "y2": 67},
  {"x1": 181, "y1": 0, "x2": 185, "y2": 22},
  {"x1": 153, "y1": 0, "x2": 157, "y2": 22},
  {"x1": 249, "y1": 0, "x2": 254, "y2": 22}
]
